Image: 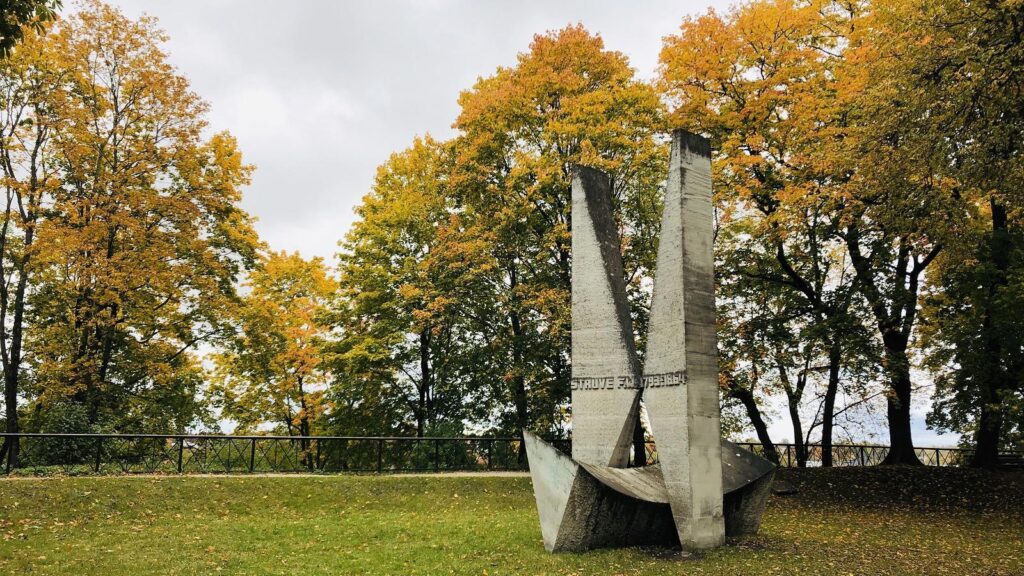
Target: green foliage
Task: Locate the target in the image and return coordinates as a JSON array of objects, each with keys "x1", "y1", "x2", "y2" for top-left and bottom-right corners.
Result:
[
  {"x1": 875, "y1": 0, "x2": 1024, "y2": 457},
  {"x1": 834, "y1": 0, "x2": 1024, "y2": 459},
  {"x1": 448, "y1": 25, "x2": 666, "y2": 435},
  {"x1": 0, "y1": 0, "x2": 59, "y2": 56},
  {"x1": 332, "y1": 136, "x2": 481, "y2": 436}
]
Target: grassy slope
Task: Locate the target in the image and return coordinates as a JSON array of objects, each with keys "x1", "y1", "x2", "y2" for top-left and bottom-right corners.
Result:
[{"x1": 0, "y1": 468, "x2": 1021, "y2": 576}]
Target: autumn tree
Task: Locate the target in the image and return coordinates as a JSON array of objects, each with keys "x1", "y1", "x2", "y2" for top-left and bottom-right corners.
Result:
[
  {"x1": 659, "y1": 0, "x2": 881, "y2": 464},
  {"x1": 333, "y1": 136, "x2": 490, "y2": 437},
  {"x1": 0, "y1": 21, "x2": 62, "y2": 465},
  {"x1": 212, "y1": 251, "x2": 334, "y2": 444},
  {"x1": 864, "y1": 0, "x2": 1024, "y2": 465},
  {"x1": 809, "y1": 0, "x2": 969, "y2": 465},
  {"x1": 716, "y1": 260, "x2": 789, "y2": 465},
  {"x1": 0, "y1": 2, "x2": 259, "y2": 443},
  {"x1": 451, "y1": 25, "x2": 666, "y2": 439}
]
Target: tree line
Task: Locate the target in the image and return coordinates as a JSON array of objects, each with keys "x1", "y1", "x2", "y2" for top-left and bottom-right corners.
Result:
[{"x1": 0, "y1": 0, "x2": 1021, "y2": 468}]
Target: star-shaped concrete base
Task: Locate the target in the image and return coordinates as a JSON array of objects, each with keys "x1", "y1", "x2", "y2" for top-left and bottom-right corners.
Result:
[{"x1": 524, "y1": 431, "x2": 775, "y2": 552}]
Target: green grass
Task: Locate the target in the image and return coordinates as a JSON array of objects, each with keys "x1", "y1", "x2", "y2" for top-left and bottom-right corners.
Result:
[{"x1": 1, "y1": 468, "x2": 1022, "y2": 575}]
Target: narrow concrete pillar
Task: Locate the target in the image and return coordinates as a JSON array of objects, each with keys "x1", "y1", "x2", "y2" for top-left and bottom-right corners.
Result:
[
  {"x1": 643, "y1": 130, "x2": 725, "y2": 549},
  {"x1": 570, "y1": 166, "x2": 643, "y2": 468}
]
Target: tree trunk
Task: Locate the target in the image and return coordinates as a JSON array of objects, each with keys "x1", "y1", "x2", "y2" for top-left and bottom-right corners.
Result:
[
  {"x1": 972, "y1": 198, "x2": 1011, "y2": 468},
  {"x1": 846, "y1": 226, "x2": 929, "y2": 466},
  {"x1": 973, "y1": 395, "x2": 1003, "y2": 468},
  {"x1": 821, "y1": 342, "x2": 842, "y2": 467},
  {"x1": 0, "y1": 123, "x2": 45, "y2": 469},
  {"x1": 509, "y1": 309, "x2": 530, "y2": 464},
  {"x1": 2, "y1": 372, "x2": 18, "y2": 468},
  {"x1": 415, "y1": 385, "x2": 426, "y2": 439},
  {"x1": 777, "y1": 360, "x2": 807, "y2": 467},
  {"x1": 727, "y1": 383, "x2": 779, "y2": 465},
  {"x1": 787, "y1": 394, "x2": 807, "y2": 468},
  {"x1": 416, "y1": 328, "x2": 432, "y2": 438},
  {"x1": 880, "y1": 346, "x2": 922, "y2": 465},
  {"x1": 1, "y1": 216, "x2": 35, "y2": 467},
  {"x1": 297, "y1": 374, "x2": 311, "y2": 469}
]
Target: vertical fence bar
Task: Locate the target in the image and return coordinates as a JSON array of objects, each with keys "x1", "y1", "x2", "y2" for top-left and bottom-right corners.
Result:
[
  {"x1": 934, "y1": 448, "x2": 940, "y2": 467},
  {"x1": 94, "y1": 436, "x2": 103, "y2": 473},
  {"x1": 487, "y1": 439, "x2": 493, "y2": 470},
  {"x1": 315, "y1": 439, "x2": 321, "y2": 471},
  {"x1": 377, "y1": 439, "x2": 383, "y2": 472},
  {"x1": 434, "y1": 439, "x2": 440, "y2": 472},
  {"x1": 4, "y1": 438, "x2": 12, "y2": 474},
  {"x1": 859, "y1": 445, "x2": 866, "y2": 466},
  {"x1": 249, "y1": 438, "x2": 256, "y2": 472},
  {"x1": 177, "y1": 438, "x2": 184, "y2": 473}
]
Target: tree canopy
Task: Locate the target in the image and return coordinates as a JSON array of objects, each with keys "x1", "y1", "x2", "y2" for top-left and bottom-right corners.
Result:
[{"x1": 2, "y1": 0, "x2": 1022, "y2": 470}]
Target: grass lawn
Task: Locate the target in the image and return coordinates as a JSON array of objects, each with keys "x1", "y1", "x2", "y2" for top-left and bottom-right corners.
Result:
[{"x1": 1, "y1": 467, "x2": 1021, "y2": 575}]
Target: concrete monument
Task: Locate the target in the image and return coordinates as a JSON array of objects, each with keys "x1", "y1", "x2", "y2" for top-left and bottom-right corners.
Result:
[{"x1": 524, "y1": 130, "x2": 775, "y2": 553}]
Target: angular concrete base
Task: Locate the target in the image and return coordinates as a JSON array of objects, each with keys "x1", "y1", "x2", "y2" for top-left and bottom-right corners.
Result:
[
  {"x1": 721, "y1": 440, "x2": 775, "y2": 536},
  {"x1": 524, "y1": 432, "x2": 678, "y2": 552},
  {"x1": 525, "y1": 432, "x2": 775, "y2": 552}
]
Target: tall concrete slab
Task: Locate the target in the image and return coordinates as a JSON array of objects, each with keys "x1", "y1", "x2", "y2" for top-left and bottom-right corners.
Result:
[
  {"x1": 643, "y1": 130, "x2": 725, "y2": 549},
  {"x1": 570, "y1": 166, "x2": 643, "y2": 468}
]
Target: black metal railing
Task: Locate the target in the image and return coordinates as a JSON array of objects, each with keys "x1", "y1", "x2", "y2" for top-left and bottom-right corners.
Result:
[
  {"x1": 727, "y1": 442, "x2": 998, "y2": 468},
  {"x1": 0, "y1": 433, "x2": 551, "y2": 476},
  {"x1": 1, "y1": 433, "x2": 1017, "y2": 476}
]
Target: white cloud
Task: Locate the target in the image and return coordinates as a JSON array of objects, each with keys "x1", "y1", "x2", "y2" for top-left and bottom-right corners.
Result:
[{"x1": 104, "y1": 0, "x2": 732, "y2": 259}]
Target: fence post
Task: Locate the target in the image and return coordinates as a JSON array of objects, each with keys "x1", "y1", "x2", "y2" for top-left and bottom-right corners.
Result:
[
  {"x1": 249, "y1": 438, "x2": 256, "y2": 473},
  {"x1": 786, "y1": 445, "x2": 792, "y2": 467},
  {"x1": 177, "y1": 438, "x2": 184, "y2": 473},
  {"x1": 94, "y1": 437, "x2": 103, "y2": 473},
  {"x1": 4, "y1": 438, "x2": 12, "y2": 474},
  {"x1": 377, "y1": 439, "x2": 383, "y2": 473},
  {"x1": 859, "y1": 445, "x2": 866, "y2": 466},
  {"x1": 487, "y1": 439, "x2": 493, "y2": 470},
  {"x1": 434, "y1": 439, "x2": 440, "y2": 472},
  {"x1": 934, "y1": 447, "x2": 941, "y2": 467},
  {"x1": 315, "y1": 439, "x2": 321, "y2": 471}
]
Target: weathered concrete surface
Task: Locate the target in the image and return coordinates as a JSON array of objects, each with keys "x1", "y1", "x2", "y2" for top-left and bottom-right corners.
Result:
[
  {"x1": 578, "y1": 462, "x2": 670, "y2": 504},
  {"x1": 555, "y1": 467, "x2": 678, "y2": 552},
  {"x1": 526, "y1": 142, "x2": 775, "y2": 555},
  {"x1": 721, "y1": 440, "x2": 776, "y2": 493},
  {"x1": 524, "y1": 432, "x2": 678, "y2": 552},
  {"x1": 724, "y1": 467, "x2": 774, "y2": 536},
  {"x1": 721, "y1": 440, "x2": 776, "y2": 536},
  {"x1": 526, "y1": 434, "x2": 775, "y2": 550},
  {"x1": 523, "y1": 431, "x2": 579, "y2": 550},
  {"x1": 643, "y1": 130, "x2": 725, "y2": 550},
  {"x1": 570, "y1": 166, "x2": 643, "y2": 468}
]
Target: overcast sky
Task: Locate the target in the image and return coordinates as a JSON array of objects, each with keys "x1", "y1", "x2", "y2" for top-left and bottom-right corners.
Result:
[
  {"x1": 102, "y1": 0, "x2": 956, "y2": 447},
  {"x1": 106, "y1": 0, "x2": 729, "y2": 261}
]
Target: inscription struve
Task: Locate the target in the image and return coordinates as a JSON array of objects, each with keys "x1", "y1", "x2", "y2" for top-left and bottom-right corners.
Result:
[{"x1": 570, "y1": 371, "x2": 685, "y2": 391}]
